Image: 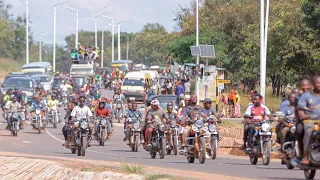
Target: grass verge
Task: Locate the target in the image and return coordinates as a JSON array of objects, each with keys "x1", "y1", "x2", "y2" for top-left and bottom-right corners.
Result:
[
  {"x1": 120, "y1": 163, "x2": 145, "y2": 174},
  {"x1": 145, "y1": 173, "x2": 180, "y2": 180},
  {"x1": 0, "y1": 58, "x2": 24, "y2": 80}
]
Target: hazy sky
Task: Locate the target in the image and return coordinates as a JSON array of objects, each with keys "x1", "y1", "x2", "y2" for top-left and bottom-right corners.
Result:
[{"x1": 7, "y1": 0, "x2": 189, "y2": 45}]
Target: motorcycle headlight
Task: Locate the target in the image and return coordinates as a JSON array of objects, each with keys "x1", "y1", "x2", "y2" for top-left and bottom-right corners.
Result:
[
  {"x1": 12, "y1": 113, "x2": 18, "y2": 119},
  {"x1": 126, "y1": 117, "x2": 132, "y2": 123},
  {"x1": 36, "y1": 109, "x2": 41, "y2": 115},
  {"x1": 100, "y1": 119, "x2": 107, "y2": 125},
  {"x1": 170, "y1": 121, "x2": 177, "y2": 128},
  {"x1": 159, "y1": 124, "x2": 166, "y2": 132},
  {"x1": 192, "y1": 124, "x2": 198, "y2": 131},
  {"x1": 117, "y1": 104, "x2": 122, "y2": 108},
  {"x1": 195, "y1": 120, "x2": 204, "y2": 128},
  {"x1": 261, "y1": 123, "x2": 271, "y2": 132},
  {"x1": 290, "y1": 126, "x2": 296, "y2": 133},
  {"x1": 209, "y1": 124, "x2": 217, "y2": 132},
  {"x1": 80, "y1": 121, "x2": 88, "y2": 129},
  {"x1": 133, "y1": 123, "x2": 140, "y2": 129},
  {"x1": 202, "y1": 125, "x2": 208, "y2": 131}
]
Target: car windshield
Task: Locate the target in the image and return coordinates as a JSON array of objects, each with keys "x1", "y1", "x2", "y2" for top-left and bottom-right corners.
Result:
[
  {"x1": 53, "y1": 78, "x2": 62, "y2": 87},
  {"x1": 4, "y1": 79, "x2": 33, "y2": 88},
  {"x1": 25, "y1": 72, "x2": 44, "y2": 76},
  {"x1": 73, "y1": 77, "x2": 85, "y2": 87},
  {"x1": 157, "y1": 96, "x2": 177, "y2": 109},
  {"x1": 71, "y1": 68, "x2": 92, "y2": 72},
  {"x1": 123, "y1": 79, "x2": 145, "y2": 86}
]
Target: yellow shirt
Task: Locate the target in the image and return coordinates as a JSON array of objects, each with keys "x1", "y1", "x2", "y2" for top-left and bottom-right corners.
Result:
[
  {"x1": 48, "y1": 99, "x2": 59, "y2": 108},
  {"x1": 234, "y1": 94, "x2": 240, "y2": 104}
]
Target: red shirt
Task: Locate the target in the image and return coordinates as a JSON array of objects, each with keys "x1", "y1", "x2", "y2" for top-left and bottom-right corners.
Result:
[
  {"x1": 245, "y1": 104, "x2": 271, "y2": 124},
  {"x1": 95, "y1": 108, "x2": 111, "y2": 118}
]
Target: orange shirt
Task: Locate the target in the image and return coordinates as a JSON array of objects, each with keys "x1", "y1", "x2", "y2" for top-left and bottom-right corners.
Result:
[{"x1": 95, "y1": 108, "x2": 111, "y2": 117}]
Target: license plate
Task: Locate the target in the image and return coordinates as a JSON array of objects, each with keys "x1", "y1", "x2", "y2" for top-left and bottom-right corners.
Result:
[{"x1": 130, "y1": 97, "x2": 135, "y2": 100}]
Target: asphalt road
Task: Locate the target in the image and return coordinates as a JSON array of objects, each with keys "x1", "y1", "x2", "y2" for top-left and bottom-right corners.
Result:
[{"x1": 0, "y1": 89, "x2": 318, "y2": 180}]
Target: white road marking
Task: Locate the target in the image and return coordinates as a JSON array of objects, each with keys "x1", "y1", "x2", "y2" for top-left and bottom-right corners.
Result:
[
  {"x1": 46, "y1": 130, "x2": 118, "y2": 156},
  {"x1": 23, "y1": 141, "x2": 34, "y2": 144}
]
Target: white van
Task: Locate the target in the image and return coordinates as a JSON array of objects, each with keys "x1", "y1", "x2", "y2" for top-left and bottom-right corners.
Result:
[
  {"x1": 70, "y1": 64, "x2": 94, "y2": 77},
  {"x1": 122, "y1": 71, "x2": 152, "y2": 102},
  {"x1": 140, "y1": 70, "x2": 160, "y2": 95}
]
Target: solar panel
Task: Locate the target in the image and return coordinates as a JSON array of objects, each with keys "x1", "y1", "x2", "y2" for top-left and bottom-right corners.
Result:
[
  {"x1": 199, "y1": 45, "x2": 215, "y2": 58},
  {"x1": 190, "y1": 46, "x2": 200, "y2": 56}
]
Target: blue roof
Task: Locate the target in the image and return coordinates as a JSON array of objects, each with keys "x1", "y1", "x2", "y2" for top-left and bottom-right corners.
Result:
[
  {"x1": 22, "y1": 62, "x2": 51, "y2": 69},
  {"x1": 112, "y1": 60, "x2": 133, "y2": 64}
]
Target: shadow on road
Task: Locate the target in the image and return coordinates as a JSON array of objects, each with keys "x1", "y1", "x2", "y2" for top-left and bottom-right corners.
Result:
[
  {"x1": 219, "y1": 162, "x2": 250, "y2": 166},
  {"x1": 268, "y1": 177, "x2": 303, "y2": 180},
  {"x1": 257, "y1": 166, "x2": 300, "y2": 171},
  {"x1": 110, "y1": 149, "x2": 133, "y2": 153}
]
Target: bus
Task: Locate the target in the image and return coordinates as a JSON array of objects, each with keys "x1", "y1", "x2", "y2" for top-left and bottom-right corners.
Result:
[
  {"x1": 21, "y1": 62, "x2": 52, "y2": 75},
  {"x1": 111, "y1": 60, "x2": 133, "y2": 72}
]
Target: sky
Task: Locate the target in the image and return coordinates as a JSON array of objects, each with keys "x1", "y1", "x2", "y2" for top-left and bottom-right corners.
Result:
[{"x1": 7, "y1": 0, "x2": 188, "y2": 45}]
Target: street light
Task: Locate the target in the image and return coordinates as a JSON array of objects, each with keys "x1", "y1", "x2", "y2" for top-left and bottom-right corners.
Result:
[
  {"x1": 63, "y1": 5, "x2": 78, "y2": 50},
  {"x1": 114, "y1": 20, "x2": 126, "y2": 60},
  {"x1": 39, "y1": 32, "x2": 48, "y2": 62},
  {"x1": 195, "y1": 0, "x2": 200, "y2": 104},
  {"x1": 20, "y1": 0, "x2": 29, "y2": 64},
  {"x1": 94, "y1": 12, "x2": 109, "y2": 48},
  {"x1": 101, "y1": 24, "x2": 113, "y2": 68},
  {"x1": 53, "y1": 0, "x2": 69, "y2": 73},
  {"x1": 102, "y1": 15, "x2": 115, "y2": 62}
]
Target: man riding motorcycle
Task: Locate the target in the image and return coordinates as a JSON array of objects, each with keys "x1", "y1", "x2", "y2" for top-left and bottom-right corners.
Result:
[
  {"x1": 30, "y1": 96, "x2": 47, "y2": 130},
  {"x1": 295, "y1": 75, "x2": 320, "y2": 165},
  {"x1": 48, "y1": 94, "x2": 60, "y2": 118},
  {"x1": 242, "y1": 94, "x2": 272, "y2": 150},
  {"x1": 166, "y1": 102, "x2": 178, "y2": 146},
  {"x1": 62, "y1": 101, "x2": 77, "y2": 147},
  {"x1": 201, "y1": 98, "x2": 217, "y2": 117},
  {"x1": 180, "y1": 94, "x2": 204, "y2": 153},
  {"x1": 95, "y1": 100, "x2": 112, "y2": 139},
  {"x1": 145, "y1": 100, "x2": 168, "y2": 149},
  {"x1": 276, "y1": 93, "x2": 296, "y2": 156},
  {"x1": 124, "y1": 103, "x2": 144, "y2": 143},
  {"x1": 5, "y1": 96, "x2": 23, "y2": 130},
  {"x1": 70, "y1": 96, "x2": 94, "y2": 146},
  {"x1": 123, "y1": 102, "x2": 133, "y2": 141}
]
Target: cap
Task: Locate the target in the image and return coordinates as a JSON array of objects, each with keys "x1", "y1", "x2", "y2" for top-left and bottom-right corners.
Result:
[
  {"x1": 151, "y1": 99, "x2": 160, "y2": 106},
  {"x1": 203, "y1": 98, "x2": 212, "y2": 103},
  {"x1": 167, "y1": 102, "x2": 173, "y2": 107}
]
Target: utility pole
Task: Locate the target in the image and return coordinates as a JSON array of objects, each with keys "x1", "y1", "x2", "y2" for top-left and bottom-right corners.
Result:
[
  {"x1": 195, "y1": 0, "x2": 200, "y2": 104},
  {"x1": 26, "y1": 0, "x2": 29, "y2": 64},
  {"x1": 126, "y1": 36, "x2": 129, "y2": 60}
]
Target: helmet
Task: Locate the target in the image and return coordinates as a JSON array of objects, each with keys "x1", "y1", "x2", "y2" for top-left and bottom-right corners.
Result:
[
  {"x1": 94, "y1": 94, "x2": 100, "y2": 100},
  {"x1": 203, "y1": 98, "x2": 212, "y2": 104}
]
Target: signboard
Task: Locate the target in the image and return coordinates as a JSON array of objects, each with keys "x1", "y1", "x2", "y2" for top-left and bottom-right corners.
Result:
[
  {"x1": 199, "y1": 45, "x2": 215, "y2": 58},
  {"x1": 217, "y1": 79, "x2": 230, "y2": 84},
  {"x1": 204, "y1": 65, "x2": 216, "y2": 73}
]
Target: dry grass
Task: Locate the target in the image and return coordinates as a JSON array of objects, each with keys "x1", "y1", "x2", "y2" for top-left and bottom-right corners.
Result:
[
  {"x1": 120, "y1": 163, "x2": 145, "y2": 174},
  {"x1": 0, "y1": 58, "x2": 24, "y2": 80}
]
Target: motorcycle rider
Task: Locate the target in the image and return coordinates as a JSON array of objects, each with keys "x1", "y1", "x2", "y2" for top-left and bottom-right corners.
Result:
[
  {"x1": 166, "y1": 102, "x2": 177, "y2": 147},
  {"x1": 201, "y1": 98, "x2": 217, "y2": 117},
  {"x1": 145, "y1": 99, "x2": 168, "y2": 149},
  {"x1": 95, "y1": 100, "x2": 112, "y2": 139},
  {"x1": 276, "y1": 93, "x2": 296, "y2": 156},
  {"x1": 60, "y1": 80, "x2": 72, "y2": 93},
  {"x1": 132, "y1": 103, "x2": 144, "y2": 143},
  {"x1": 113, "y1": 89, "x2": 127, "y2": 116},
  {"x1": 295, "y1": 75, "x2": 320, "y2": 165},
  {"x1": 5, "y1": 96, "x2": 23, "y2": 130},
  {"x1": 48, "y1": 94, "x2": 60, "y2": 120},
  {"x1": 70, "y1": 96, "x2": 94, "y2": 146},
  {"x1": 180, "y1": 94, "x2": 204, "y2": 153},
  {"x1": 242, "y1": 94, "x2": 272, "y2": 150},
  {"x1": 30, "y1": 96, "x2": 47, "y2": 130},
  {"x1": 123, "y1": 102, "x2": 133, "y2": 141},
  {"x1": 62, "y1": 101, "x2": 77, "y2": 147},
  {"x1": 279, "y1": 88, "x2": 300, "y2": 109},
  {"x1": 12, "y1": 88, "x2": 22, "y2": 104}
]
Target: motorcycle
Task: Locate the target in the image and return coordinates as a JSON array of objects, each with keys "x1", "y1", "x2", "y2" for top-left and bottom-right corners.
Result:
[
  {"x1": 48, "y1": 105, "x2": 60, "y2": 128},
  {"x1": 166, "y1": 120, "x2": 179, "y2": 155},
  {"x1": 61, "y1": 90, "x2": 68, "y2": 106},
  {"x1": 205, "y1": 115, "x2": 222, "y2": 160},
  {"x1": 9, "y1": 112, "x2": 20, "y2": 137},
  {"x1": 72, "y1": 118, "x2": 90, "y2": 156},
  {"x1": 149, "y1": 115, "x2": 166, "y2": 159},
  {"x1": 275, "y1": 111, "x2": 296, "y2": 169},
  {"x1": 126, "y1": 116, "x2": 141, "y2": 152},
  {"x1": 33, "y1": 108, "x2": 46, "y2": 134},
  {"x1": 95, "y1": 117, "x2": 109, "y2": 146},
  {"x1": 183, "y1": 117, "x2": 207, "y2": 164},
  {"x1": 243, "y1": 118, "x2": 272, "y2": 165},
  {"x1": 114, "y1": 99, "x2": 123, "y2": 123}
]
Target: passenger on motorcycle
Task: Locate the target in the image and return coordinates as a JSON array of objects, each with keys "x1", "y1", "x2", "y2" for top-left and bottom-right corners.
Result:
[
  {"x1": 91, "y1": 94, "x2": 100, "y2": 109},
  {"x1": 12, "y1": 88, "x2": 22, "y2": 104},
  {"x1": 201, "y1": 98, "x2": 217, "y2": 117},
  {"x1": 180, "y1": 94, "x2": 204, "y2": 153},
  {"x1": 30, "y1": 96, "x2": 47, "y2": 130},
  {"x1": 70, "y1": 96, "x2": 94, "y2": 146},
  {"x1": 242, "y1": 94, "x2": 272, "y2": 150},
  {"x1": 279, "y1": 88, "x2": 300, "y2": 110},
  {"x1": 62, "y1": 101, "x2": 78, "y2": 147},
  {"x1": 145, "y1": 100, "x2": 168, "y2": 149},
  {"x1": 5, "y1": 96, "x2": 23, "y2": 130},
  {"x1": 95, "y1": 101, "x2": 112, "y2": 139},
  {"x1": 166, "y1": 102, "x2": 177, "y2": 145},
  {"x1": 294, "y1": 76, "x2": 312, "y2": 160},
  {"x1": 296, "y1": 75, "x2": 320, "y2": 164},
  {"x1": 276, "y1": 93, "x2": 296, "y2": 154},
  {"x1": 48, "y1": 94, "x2": 60, "y2": 112}
]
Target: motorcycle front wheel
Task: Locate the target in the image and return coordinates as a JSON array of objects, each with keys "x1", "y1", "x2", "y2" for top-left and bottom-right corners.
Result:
[
  {"x1": 159, "y1": 138, "x2": 166, "y2": 159},
  {"x1": 173, "y1": 135, "x2": 178, "y2": 155},
  {"x1": 211, "y1": 139, "x2": 217, "y2": 160},
  {"x1": 198, "y1": 137, "x2": 206, "y2": 164},
  {"x1": 151, "y1": 152, "x2": 156, "y2": 159},
  {"x1": 262, "y1": 141, "x2": 271, "y2": 165},
  {"x1": 101, "y1": 131, "x2": 106, "y2": 146},
  {"x1": 81, "y1": 137, "x2": 87, "y2": 156},
  {"x1": 134, "y1": 135, "x2": 139, "y2": 152},
  {"x1": 304, "y1": 169, "x2": 316, "y2": 179},
  {"x1": 250, "y1": 157, "x2": 258, "y2": 165}
]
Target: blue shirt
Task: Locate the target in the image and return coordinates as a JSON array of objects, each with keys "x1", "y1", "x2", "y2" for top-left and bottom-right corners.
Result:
[
  {"x1": 105, "y1": 103, "x2": 112, "y2": 110},
  {"x1": 130, "y1": 110, "x2": 143, "y2": 122},
  {"x1": 176, "y1": 85, "x2": 184, "y2": 97},
  {"x1": 201, "y1": 108, "x2": 216, "y2": 117},
  {"x1": 124, "y1": 109, "x2": 133, "y2": 118},
  {"x1": 279, "y1": 99, "x2": 290, "y2": 110},
  {"x1": 279, "y1": 105, "x2": 295, "y2": 123},
  {"x1": 30, "y1": 101, "x2": 46, "y2": 112},
  {"x1": 297, "y1": 91, "x2": 320, "y2": 120}
]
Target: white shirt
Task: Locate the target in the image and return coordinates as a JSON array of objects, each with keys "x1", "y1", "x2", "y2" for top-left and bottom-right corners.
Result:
[
  {"x1": 71, "y1": 105, "x2": 93, "y2": 121},
  {"x1": 60, "y1": 84, "x2": 71, "y2": 92}
]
